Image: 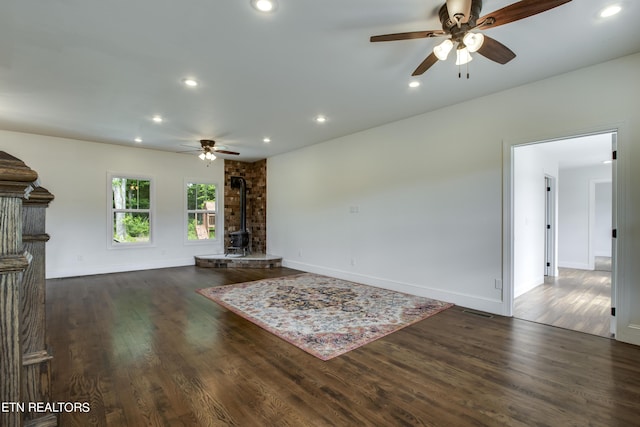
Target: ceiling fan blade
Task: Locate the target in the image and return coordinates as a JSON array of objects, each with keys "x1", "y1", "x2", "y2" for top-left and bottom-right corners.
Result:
[
  {"x1": 213, "y1": 150, "x2": 240, "y2": 155},
  {"x1": 477, "y1": 0, "x2": 571, "y2": 30},
  {"x1": 412, "y1": 52, "x2": 439, "y2": 76},
  {"x1": 370, "y1": 30, "x2": 445, "y2": 42},
  {"x1": 177, "y1": 145, "x2": 200, "y2": 153},
  {"x1": 476, "y1": 35, "x2": 516, "y2": 64}
]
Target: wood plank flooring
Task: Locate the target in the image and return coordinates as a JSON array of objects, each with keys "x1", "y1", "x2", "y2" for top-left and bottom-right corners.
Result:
[
  {"x1": 514, "y1": 266, "x2": 611, "y2": 337},
  {"x1": 46, "y1": 266, "x2": 640, "y2": 426}
]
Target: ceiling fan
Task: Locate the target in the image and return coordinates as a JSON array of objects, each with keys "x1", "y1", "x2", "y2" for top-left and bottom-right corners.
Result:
[
  {"x1": 181, "y1": 139, "x2": 240, "y2": 162},
  {"x1": 370, "y1": 0, "x2": 572, "y2": 77},
  {"x1": 199, "y1": 139, "x2": 239, "y2": 157}
]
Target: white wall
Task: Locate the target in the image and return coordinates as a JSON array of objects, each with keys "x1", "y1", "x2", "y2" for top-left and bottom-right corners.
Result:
[
  {"x1": 513, "y1": 145, "x2": 558, "y2": 298},
  {"x1": 267, "y1": 53, "x2": 640, "y2": 345},
  {"x1": 1, "y1": 54, "x2": 638, "y2": 345},
  {"x1": 0, "y1": 130, "x2": 225, "y2": 277},
  {"x1": 558, "y1": 164, "x2": 611, "y2": 269},
  {"x1": 268, "y1": 108, "x2": 504, "y2": 313}
]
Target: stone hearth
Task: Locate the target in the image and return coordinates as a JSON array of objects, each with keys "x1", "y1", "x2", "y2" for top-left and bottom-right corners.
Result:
[{"x1": 195, "y1": 253, "x2": 282, "y2": 269}]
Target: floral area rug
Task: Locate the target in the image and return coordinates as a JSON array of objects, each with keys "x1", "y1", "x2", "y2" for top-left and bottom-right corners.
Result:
[{"x1": 197, "y1": 273, "x2": 453, "y2": 360}]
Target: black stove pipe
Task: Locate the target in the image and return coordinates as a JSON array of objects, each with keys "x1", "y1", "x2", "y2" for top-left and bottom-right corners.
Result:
[{"x1": 230, "y1": 176, "x2": 246, "y2": 231}]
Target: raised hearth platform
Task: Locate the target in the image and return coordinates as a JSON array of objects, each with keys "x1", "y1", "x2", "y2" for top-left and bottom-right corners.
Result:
[{"x1": 195, "y1": 253, "x2": 282, "y2": 269}]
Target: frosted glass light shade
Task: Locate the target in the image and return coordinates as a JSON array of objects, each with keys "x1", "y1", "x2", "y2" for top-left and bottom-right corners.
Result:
[
  {"x1": 455, "y1": 47, "x2": 473, "y2": 65},
  {"x1": 463, "y1": 32, "x2": 485, "y2": 53},
  {"x1": 433, "y1": 39, "x2": 454, "y2": 61}
]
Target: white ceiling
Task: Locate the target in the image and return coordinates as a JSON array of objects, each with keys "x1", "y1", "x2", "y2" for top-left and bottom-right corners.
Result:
[
  {"x1": 524, "y1": 132, "x2": 614, "y2": 169},
  {"x1": 1, "y1": 0, "x2": 639, "y2": 162}
]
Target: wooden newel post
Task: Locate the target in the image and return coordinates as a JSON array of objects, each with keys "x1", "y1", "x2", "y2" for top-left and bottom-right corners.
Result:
[
  {"x1": 21, "y1": 187, "x2": 57, "y2": 427},
  {"x1": 0, "y1": 152, "x2": 38, "y2": 427}
]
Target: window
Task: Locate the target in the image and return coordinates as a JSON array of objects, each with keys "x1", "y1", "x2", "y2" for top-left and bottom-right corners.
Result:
[
  {"x1": 109, "y1": 175, "x2": 153, "y2": 246},
  {"x1": 186, "y1": 182, "x2": 217, "y2": 241}
]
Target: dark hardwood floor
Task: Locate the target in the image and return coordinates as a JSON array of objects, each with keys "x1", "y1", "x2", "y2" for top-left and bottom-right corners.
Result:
[
  {"x1": 46, "y1": 266, "x2": 640, "y2": 426},
  {"x1": 514, "y1": 265, "x2": 612, "y2": 338}
]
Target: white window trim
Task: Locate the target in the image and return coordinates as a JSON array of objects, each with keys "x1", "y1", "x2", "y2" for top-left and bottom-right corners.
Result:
[
  {"x1": 107, "y1": 172, "x2": 156, "y2": 249},
  {"x1": 184, "y1": 178, "x2": 219, "y2": 245}
]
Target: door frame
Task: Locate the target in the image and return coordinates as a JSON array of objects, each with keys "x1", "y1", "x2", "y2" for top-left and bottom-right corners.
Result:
[
  {"x1": 502, "y1": 127, "x2": 621, "y2": 327},
  {"x1": 544, "y1": 175, "x2": 557, "y2": 277},
  {"x1": 610, "y1": 131, "x2": 618, "y2": 335}
]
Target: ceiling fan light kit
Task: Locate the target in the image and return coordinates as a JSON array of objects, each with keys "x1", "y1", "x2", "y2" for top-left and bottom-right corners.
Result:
[
  {"x1": 184, "y1": 139, "x2": 240, "y2": 165},
  {"x1": 455, "y1": 47, "x2": 473, "y2": 65},
  {"x1": 434, "y1": 39, "x2": 454, "y2": 60},
  {"x1": 463, "y1": 32, "x2": 484, "y2": 52},
  {"x1": 370, "y1": 0, "x2": 572, "y2": 78}
]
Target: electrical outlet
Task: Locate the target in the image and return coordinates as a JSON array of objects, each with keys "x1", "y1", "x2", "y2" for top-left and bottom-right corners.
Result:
[{"x1": 494, "y1": 279, "x2": 503, "y2": 290}]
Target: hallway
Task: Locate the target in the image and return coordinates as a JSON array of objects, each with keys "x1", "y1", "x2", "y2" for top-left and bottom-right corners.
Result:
[{"x1": 514, "y1": 259, "x2": 612, "y2": 338}]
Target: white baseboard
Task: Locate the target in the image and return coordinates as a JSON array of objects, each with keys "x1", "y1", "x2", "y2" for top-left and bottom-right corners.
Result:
[
  {"x1": 46, "y1": 257, "x2": 195, "y2": 279},
  {"x1": 616, "y1": 322, "x2": 640, "y2": 347},
  {"x1": 282, "y1": 259, "x2": 505, "y2": 316},
  {"x1": 514, "y1": 276, "x2": 544, "y2": 298},
  {"x1": 558, "y1": 261, "x2": 592, "y2": 270},
  {"x1": 594, "y1": 251, "x2": 612, "y2": 257}
]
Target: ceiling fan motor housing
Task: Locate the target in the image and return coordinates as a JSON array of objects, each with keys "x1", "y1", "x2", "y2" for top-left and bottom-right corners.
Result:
[
  {"x1": 440, "y1": 0, "x2": 482, "y2": 40},
  {"x1": 200, "y1": 139, "x2": 215, "y2": 149}
]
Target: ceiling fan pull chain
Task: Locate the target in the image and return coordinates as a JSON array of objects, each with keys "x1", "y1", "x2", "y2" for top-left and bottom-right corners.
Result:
[{"x1": 467, "y1": 61, "x2": 470, "y2": 79}]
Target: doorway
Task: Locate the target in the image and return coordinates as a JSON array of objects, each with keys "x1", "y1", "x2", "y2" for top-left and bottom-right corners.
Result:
[{"x1": 510, "y1": 132, "x2": 616, "y2": 338}]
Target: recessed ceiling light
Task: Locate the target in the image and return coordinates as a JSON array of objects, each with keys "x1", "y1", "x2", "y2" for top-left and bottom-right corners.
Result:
[
  {"x1": 315, "y1": 115, "x2": 327, "y2": 123},
  {"x1": 263, "y1": 137, "x2": 271, "y2": 143},
  {"x1": 251, "y1": 0, "x2": 277, "y2": 12},
  {"x1": 134, "y1": 137, "x2": 142, "y2": 143},
  {"x1": 408, "y1": 81, "x2": 421, "y2": 88},
  {"x1": 152, "y1": 115, "x2": 163, "y2": 123},
  {"x1": 182, "y1": 78, "x2": 198, "y2": 87},
  {"x1": 603, "y1": 160, "x2": 613, "y2": 164},
  {"x1": 600, "y1": 5, "x2": 621, "y2": 18}
]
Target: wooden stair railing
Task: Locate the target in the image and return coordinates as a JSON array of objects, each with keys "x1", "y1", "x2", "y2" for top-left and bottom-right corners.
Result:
[
  {"x1": 0, "y1": 152, "x2": 57, "y2": 427},
  {"x1": 21, "y1": 186, "x2": 57, "y2": 427}
]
